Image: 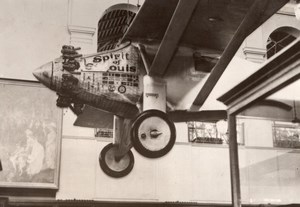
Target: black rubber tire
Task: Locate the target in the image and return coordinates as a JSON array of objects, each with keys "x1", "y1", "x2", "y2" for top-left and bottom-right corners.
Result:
[
  {"x1": 131, "y1": 110, "x2": 176, "y2": 158},
  {"x1": 99, "y1": 143, "x2": 134, "y2": 178}
]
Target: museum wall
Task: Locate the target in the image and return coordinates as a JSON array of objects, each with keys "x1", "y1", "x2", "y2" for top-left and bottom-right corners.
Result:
[
  {"x1": 0, "y1": 0, "x2": 70, "y2": 80},
  {"x1": 56, "y1": 133, "x2": 233, "y2": 202},
  {"x1": 56, "y1": 113, "x2": 300, "y2": 204}
]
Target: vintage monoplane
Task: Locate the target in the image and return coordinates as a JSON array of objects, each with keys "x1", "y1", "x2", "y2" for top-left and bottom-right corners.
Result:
[{"x1": 33, "y1": 0, "x2": 288, "y2": 177}]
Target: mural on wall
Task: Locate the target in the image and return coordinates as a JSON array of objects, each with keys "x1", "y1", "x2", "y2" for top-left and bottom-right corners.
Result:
[{"x1": 0, "y1": 79, "x2": 61, "y2": 188}]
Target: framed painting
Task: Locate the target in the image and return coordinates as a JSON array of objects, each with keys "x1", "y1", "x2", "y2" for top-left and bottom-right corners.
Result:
[{"x1": 0, "y1": 78, "x2": 62, "y2": 189}]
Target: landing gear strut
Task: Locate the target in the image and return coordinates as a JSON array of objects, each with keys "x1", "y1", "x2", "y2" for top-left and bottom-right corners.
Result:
[
  {"x1": 99, "y1": 117, "x2": 134, "y2": 178},
  {"x1": 99, "y1": 70, "x2": 176, "y2": 177},
  {"x1": 131, "y1": 75, "x2": 176, "y2": 158}
]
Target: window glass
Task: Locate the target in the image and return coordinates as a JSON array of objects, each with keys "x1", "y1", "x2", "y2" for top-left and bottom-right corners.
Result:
[
  {"x1": 266, "y1": 29, "x2": 298, "y2": 59},
  {"x1": 188, "y1": 121, "x2": 244, "y2": 145},
  {"x1": 273, "y1": 121, "x2": 300, "y2": 148}
]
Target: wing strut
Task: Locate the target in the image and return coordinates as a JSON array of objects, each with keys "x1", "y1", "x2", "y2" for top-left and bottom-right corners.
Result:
[
  {"x1": 137, "y1": 44, "x2": 151, "y2": 74},
  {"x1": 149, "y1": 0, "x2": 199, "y2": 77},
  {"x1": 191, "y1": 0, "x2": 288, "y2": 109}
]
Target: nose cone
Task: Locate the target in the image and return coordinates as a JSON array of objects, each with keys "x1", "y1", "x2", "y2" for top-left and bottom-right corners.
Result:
[{"x1": 33, "y1": 61, "x2": 53, "y2": 88}]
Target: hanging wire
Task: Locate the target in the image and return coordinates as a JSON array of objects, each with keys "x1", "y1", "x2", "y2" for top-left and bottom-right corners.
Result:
[
  {"x1": 127, "y1": 0, "x2": 130, "y2": 26},
  {"x1": 292, "y1": 100, "x2": 300, "y2": 123}
]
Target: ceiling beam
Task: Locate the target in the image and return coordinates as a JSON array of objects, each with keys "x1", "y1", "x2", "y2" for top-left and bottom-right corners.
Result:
[
  {"x1": 149, "y1": 0, "x2": 199, "y2": 77},
  {"x1": 191, "y1": 0, "x2": 288, "y2": 109}
]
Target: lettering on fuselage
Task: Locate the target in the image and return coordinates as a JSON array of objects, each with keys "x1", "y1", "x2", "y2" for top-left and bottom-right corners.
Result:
[
  {"x1": 145, "y1": 93, "x2": 159, "y2": 99},
  {"x1": 107, "y1": 65, "x2": 136, "y2": 73},
  {"x1": 93, "y1": 52, "x2": 129, "y2": 63},
  {"x1": 80, "y1": 71, "x2": 141, "y2": 102},
  {"x1": 85, "y1": 45, "x2": 139, "y2": 74},
  {"x1": 93, "y1": 53, "x2": 136, "y2": 73},
  {"x1": 80, "y1": 45, "x2": 142, "y2": 99}
]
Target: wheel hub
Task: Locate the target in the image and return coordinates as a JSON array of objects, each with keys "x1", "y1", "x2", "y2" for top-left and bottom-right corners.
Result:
[{"x1": 150, "y1": 129, "x2": 162, "y2": 138}]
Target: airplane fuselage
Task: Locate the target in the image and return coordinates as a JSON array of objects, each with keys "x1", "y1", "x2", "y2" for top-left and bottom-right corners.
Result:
[
  {"x1": 33, "y1": 44, "x2": 212, "y2": 118},
  {"x1": 33, "y1": 45, "x2": 145, "y2": 119}
]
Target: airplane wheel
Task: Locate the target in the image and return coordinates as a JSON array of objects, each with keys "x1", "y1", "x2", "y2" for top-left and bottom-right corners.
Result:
[
  {"x1": 131, "y1": 110, "x2": 176, "y2": 158},
  {"x1": 99, "y1": 143, "x2": 134, "y2": 178}
]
